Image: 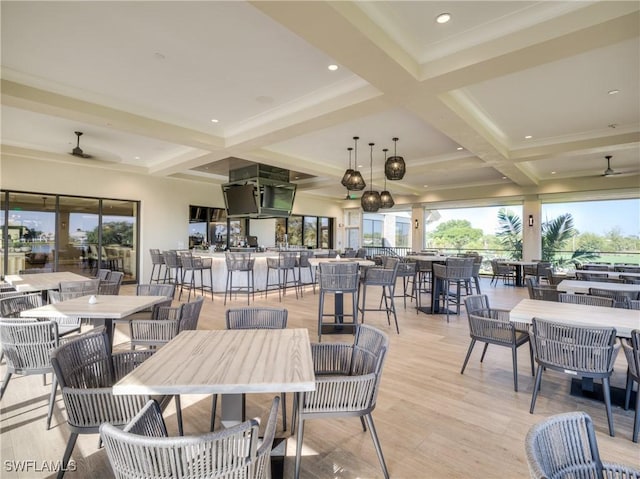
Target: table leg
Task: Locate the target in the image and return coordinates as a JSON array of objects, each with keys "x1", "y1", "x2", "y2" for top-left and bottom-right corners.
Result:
[
  {"x1": 220, "y1": 393, "x2": 246, "y2": 428},
  {"x1": 515, "y1": 266, "x2": 523, "y2": 287}
]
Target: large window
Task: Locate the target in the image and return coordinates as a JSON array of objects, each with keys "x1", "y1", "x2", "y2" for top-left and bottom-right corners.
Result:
[
  {"x1": 1, "y1": 190, "x2": 139, "y2": 281},
  {"x1": 424, "y1": 204, "x2": 523, "y2": 256},
  {"x1": 274, "y1": 215, "x2": 333, "y2": 249},
  {"x1": 541, "y1": 198, "x2": 640, "y2": 265},
  {"x1": 395, "y1": 220, "x2": 410, "y2": 247},
  {"x1": 362, "y1": 217, "x2": 383, "y2": 246}
]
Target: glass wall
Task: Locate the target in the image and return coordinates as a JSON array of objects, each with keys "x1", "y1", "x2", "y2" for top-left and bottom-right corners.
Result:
[
  {"x1": 57, "y1": 196, "x2": 99, "y2": 274},
  {"x1": 1, "y1": 190, "x2": 139, "y2": 281},
  {"x1": 273, "y1": 215, "x2": 333, "y2": 249},
  {"x1": 540, "y1": 198, "x2": 640, "y2": 266},
  {"x1": 303, "y1": 216, "x2": 317, "y2": 247},
  {"x1": 362, "y1": 216, "x2": 383, "y2": 246}
]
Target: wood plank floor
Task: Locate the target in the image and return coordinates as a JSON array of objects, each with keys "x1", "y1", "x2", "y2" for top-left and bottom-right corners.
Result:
[{"x1": 1, "y1": 278, "x2": 638, "y2": 478}]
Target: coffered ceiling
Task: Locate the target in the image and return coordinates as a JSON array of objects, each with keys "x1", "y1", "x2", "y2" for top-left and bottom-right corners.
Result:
[{"x1": 1, "y1": 1, "x2": 638, "y2": 207}]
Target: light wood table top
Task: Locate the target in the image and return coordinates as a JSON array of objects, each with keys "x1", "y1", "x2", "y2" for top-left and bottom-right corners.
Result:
[
  {"x1": 509, "y1": 298, "x2": 640, "y2": 338},
  {"x1": 557, "y1": 279, "x2": 640, "y2": 295},
  {"x1": 5, "y1": 272, "x2": 88, "y2": 292},
  {"x1": 19, "y1": 294, "x2": 167, "y2": 319},
  {"x1": 308, "y1": 257, "x2": 374, "y2": 267},
  {"x1": 406, "y1": 255, "x2": 449, "y2": 262},
  {"x1": 113, "y1": 328, "x2": 316, "y2": 396}
]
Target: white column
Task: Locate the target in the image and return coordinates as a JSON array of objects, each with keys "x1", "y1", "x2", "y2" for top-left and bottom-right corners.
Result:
[
  {"x1": 411, "y1": 205, "x2": 424, "y2": 252},
  {"x1": 522, "y1": 197, "x2": 542, "y2": 261}
]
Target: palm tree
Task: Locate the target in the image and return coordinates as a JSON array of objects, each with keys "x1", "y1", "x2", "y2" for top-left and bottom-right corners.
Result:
[
  {"x1": 496, "y1": 210, "x2": 598, "y2": 266},
  {"x1": 496, "y1": 208, "x2": 522, "y2": 259},
  {"x1": 541, "y1": 214, "x2": 597, "y2": 266}
]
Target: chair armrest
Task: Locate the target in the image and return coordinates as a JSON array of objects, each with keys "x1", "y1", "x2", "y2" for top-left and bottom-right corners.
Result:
[
  {"x1": 311, "y1": 343, "x2": 353, "y2": 375},
  {"x1": 468, "y1": 315, "x2": 518, "y2": 344},
  {"x1": 302, "y1": 374, "x2": 377, "y2": 413}
]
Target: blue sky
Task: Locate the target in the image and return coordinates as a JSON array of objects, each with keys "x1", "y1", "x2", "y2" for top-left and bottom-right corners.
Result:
[{"x1": 429, "y1": 199, "x2": 640, "y2": 237}]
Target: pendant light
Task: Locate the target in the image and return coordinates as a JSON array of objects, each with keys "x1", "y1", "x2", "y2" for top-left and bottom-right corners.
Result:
[
  {"x1": 346, "y1": 136, "x2": 366, "y2": 191},
  {"x1": 361, "y1": 142, "x2": 381, "y2": 212},
  {"x1": 340, "y1": 147, "x2": 354, "y2": 188},
  {"x1": 385, "y1": 137, "x2": 406, "y2": 180},
  {"x1": 379, "y1": 148, "x2": 395, "y2": 208}
]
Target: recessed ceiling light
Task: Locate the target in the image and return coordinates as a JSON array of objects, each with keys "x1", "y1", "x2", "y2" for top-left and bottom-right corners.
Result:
[
  {"x1": 608, "y1": 89, "x2": 620, "y2": 95},
  {"x1": 358, "y1": 164, "x2": 363, "y2": 168},
  {"x1": 328, "y1": 64, "x2": 338, "y2": 71},
  {"x1": 423, "y1": 185, "x2": 428, "y2": 188},
  {"x1": 456, "y1": 147, "x2": 463, "y2": 151},
  {"x1": 134, "y1": 156, "x2": 140, "y2": 160},
  {"x1": 436, "y1": 13, "x2": 451, "y2": 24},
  {"x1": 502, "y1": 176, "x2": 507, "y2": 180},
  {"x1": 524, "y1": 135, "x2": 533, "y2": 139},
  {"x1": 211, "y1": 118, "x2": 219, "y2": 123},
  {"x1": 551, "y1": 171, "x2": 556, "y2": 175}
]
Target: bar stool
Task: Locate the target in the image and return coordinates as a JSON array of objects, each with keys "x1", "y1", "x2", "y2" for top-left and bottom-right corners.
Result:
[
  {"x1": 149, "y1": 249, "x2": 165, "y2": 283},
  {"x1": 162, "y1": 250, "x2": 182, "y2": 288},
  {"x1": 432, "y1": 257, "x2": 475, "y2": 323},
  {"x1": 179, "y1": 252, "x2": 213, "y2": 301},
  {"x1": 358, "y1": 257, "x2": 400, "y2": 334},
  {"x1": 393, "y1": 258, "x2": 416, "y2": 309},
  {"x1": 265, "y1": 252, "x2": 298, "y2": 301},
  {"x1": 296, "y1": 250, "x2": 315, "y2": 295},
  {"x1": 317, "y1": 261, "x2": 359, "y2": 342},
  {"x1": 224, "y1": 252, "x2": 255, "y2": 305}
]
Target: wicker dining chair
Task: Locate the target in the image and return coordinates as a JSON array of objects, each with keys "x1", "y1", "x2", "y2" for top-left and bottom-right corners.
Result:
[
  {"x1": 0, "y1": 319, "x2": 60, "y2": 430},
  {"x1": 622, "y1": 329, "x2": 640, "y2": 442},
  {"x1": 59, "y1": 278, "x2": 100, "y2": 295},
  {"x1": 210, "y1": 307, "x2": 288, "y2": 432},
  {"x1": 0, "y1": 292, "x2": 42, "y2": 317},
  {"x1": 461, "y1": 295, "x2": 533, "y2": 392},
  {"x1": 588, "y1": 287, "x2": 639, "y2": 309},
  {"x1": 50, "y1": 329, "x2": 168, "y2": 479},
  {"x1": 292, "y1": 324, "x2": 390, "y2": 479},
  {"x1": 529, "y1": 318, "x2": 619, "y2": 436},
  {"x1": 558, "y1": 293, "x2": 614, "y2": 307},
  {"x1": 525, "y1": 412, "x2": 640, "y2": 479},
  {"x1": 100, "y1": 396, "x2": 280, "y2": 479}
]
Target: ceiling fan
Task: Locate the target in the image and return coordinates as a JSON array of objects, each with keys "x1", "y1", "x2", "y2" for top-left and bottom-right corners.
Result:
[
  {"x1": 69, "y1": 131, "x2": 93, "y2": 159},
  {"x1": 601, "y1": 155, "x2": 621, "y2": 177}
]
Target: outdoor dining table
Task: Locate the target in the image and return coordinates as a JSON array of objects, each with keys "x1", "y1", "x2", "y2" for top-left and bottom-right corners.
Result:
[
  {"x1": 4, "y1": 271, "x2": 88, "y2": 292},
  {"x1": 509, "y1": 298, "x2": 640, "y2": 405},
  {"x1": 113, "y1": 328, "x2": 315, "y2": 428},
  {"x1": 19, "y1": 294, "x2": 167, "y2": 347},
  {"x1": 556, "y1": 279, "x2": 640, "y2": 295},
  {"x1": 497, "y1": 260, "x2": 538, "y2": 287}
]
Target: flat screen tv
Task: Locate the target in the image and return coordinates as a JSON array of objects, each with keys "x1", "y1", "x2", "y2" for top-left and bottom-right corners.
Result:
[
  {"x1": 260, "y1": 184, "x2": 296, "y2": 217},
  {"x1": 223, "y1": 184, "x2": 258, "y2": 216}
]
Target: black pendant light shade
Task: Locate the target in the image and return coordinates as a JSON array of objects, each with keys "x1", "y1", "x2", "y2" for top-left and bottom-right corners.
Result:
[
  {"x1": 385, "y1": 137, "x2": 406, "y2": 180},
  {"x1": 340, "y1": 147, "x2": 354, "y2": 188},
  {"x1": 361, "y1": 142, "x2": 381, "y2": 212},
  {"x1": 379, "y1": 148, "x2": 395, "y2": 208},
  {"x1": 346, "y1": 137, "x2": 366, "y2": 191}
]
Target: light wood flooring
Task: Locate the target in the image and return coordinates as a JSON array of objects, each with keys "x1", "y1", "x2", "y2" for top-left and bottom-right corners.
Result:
[{"x1": 1, "y1": 278, "x2": 638, "y2": 478}]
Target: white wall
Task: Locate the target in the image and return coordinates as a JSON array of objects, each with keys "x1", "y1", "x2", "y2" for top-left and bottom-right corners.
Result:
[
  {"x1": 1, "y1": 156, "x2": 344, "y2": 279},
  {"x1": 1, "y1": 156, "x2": 223, "y2": 280}
]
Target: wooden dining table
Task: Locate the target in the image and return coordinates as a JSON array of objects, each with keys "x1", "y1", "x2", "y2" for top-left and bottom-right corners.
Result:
[
  {"x1": 4, "y1": 271, "x2": 88, "y2": 292},
  {"x1": 556, "y1": 279, "x2": 640, "y2": 295},
  {"x1": 509, "y1": 298, "x2": 640, "y2": 405},
  {"x1": 20, "y1": 294, "x2": 168, "y2": 346},
  {"x1": 113, "y1": 328, "x2": 316, "y2": 429},
  {"x1": 509, "y1": 298, "x2": 639, "y2": 338}
]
